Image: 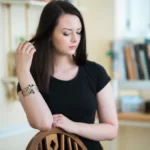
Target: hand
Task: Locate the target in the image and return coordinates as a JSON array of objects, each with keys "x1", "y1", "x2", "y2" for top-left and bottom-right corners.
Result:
[
  {"x1": 15, "y1": 41, "x2": 36, "y2": 76},
  {"x1": 52, "y1": 114, "x2": 79, "y2": 134}
]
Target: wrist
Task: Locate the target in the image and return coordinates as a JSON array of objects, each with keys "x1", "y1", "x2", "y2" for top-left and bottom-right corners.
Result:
[
  {"x1": 17, "y1": 70, "x2": 30, "y2": 77},
  {"x1": 74, "y1": 122, "x2": 80, "y2": 135},
  {"x1": 17, "y1": 71, "x2": 32, "y2": 81}
]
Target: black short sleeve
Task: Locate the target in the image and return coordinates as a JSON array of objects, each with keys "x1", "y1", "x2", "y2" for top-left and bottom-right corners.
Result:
[
  {"x1": 83, "y1": 61, "x2": 111, "y2": 94},
  {"x1": 95, "y1": 62, "x2": 111, "y2": 92}
]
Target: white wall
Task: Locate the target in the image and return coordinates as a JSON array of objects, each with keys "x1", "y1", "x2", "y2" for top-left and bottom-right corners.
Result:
[{"x1": 0, "y1": 4, "x2": 42, "y2": 150}]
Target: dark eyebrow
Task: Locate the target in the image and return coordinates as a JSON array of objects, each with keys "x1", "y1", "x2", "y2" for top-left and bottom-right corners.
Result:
[{"x1": 63, "y1": 27, "x2": 82, "y2": 31}]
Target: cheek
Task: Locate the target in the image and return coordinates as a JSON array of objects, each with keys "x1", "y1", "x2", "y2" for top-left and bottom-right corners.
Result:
[
  {"x1": 78, "y1": 36, "x2": 81, "y2": 44},
  {"x1": 53, "y1": 35, "x2": 69, "y2": 48}
]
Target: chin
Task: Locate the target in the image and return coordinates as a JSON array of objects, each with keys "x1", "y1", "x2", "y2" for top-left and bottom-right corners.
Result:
[{"x1": 66, "y1": 50, "x2": 76, "y2": 56}]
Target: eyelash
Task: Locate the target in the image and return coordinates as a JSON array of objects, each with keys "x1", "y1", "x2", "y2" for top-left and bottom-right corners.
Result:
[{"x1": 63, "y1": 32, "x2": 81, "y2": 36}]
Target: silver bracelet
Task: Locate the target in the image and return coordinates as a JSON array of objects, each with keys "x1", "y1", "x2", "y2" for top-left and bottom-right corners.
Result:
[{"x1": 22, "y1": 84, "x2": 39, "y2": 97}]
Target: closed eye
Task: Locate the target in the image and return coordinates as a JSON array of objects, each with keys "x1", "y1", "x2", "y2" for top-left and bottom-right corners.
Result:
[
  {"x1": 63, "y1": 33, "x2": 71, "y2": 36},
  {"x1": 77, "y1": 32, "x2": 81, "y2": 35}
]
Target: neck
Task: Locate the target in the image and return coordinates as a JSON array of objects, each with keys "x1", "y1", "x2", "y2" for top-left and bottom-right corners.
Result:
[{"x1": 52, "y1": 54, "x2": 76, "y2": 72}]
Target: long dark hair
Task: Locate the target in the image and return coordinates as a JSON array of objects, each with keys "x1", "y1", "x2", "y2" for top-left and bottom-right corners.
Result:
[{"x1": 29, "y1": 1, "x2": 87, "y2": 93}]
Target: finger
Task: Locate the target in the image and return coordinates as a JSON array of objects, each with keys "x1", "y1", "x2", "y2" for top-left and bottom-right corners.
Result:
[
  {"x1": 53, "y1": 121, "x2": 63, "y2": 127},
  {"x1": 29, "y1": 48, "x2": 36, "y2": 56},
  {"x1": 57, "y1": 121, "x2": 64, "y2": 128},
  {"x1": 53, "y1": 114, "x2": 60, "y2": 117},
  {"x1": 52, "y1": 123, "x2": 61, "y2": 128},
  {"x1": 53, "y1": 116, "x2": 62, "y2": 122},
  {"x1": 52, "y1": 121, "x2": 57, "y2": 127},
  {"x1": 53, "y1": 116, "x2": 60, "y2": 120},
  {"x1": 58, "y1": 114, "x2": 63, "y2": 117},
  {"x1": 54, "y1": 116, "x2": 62, "y2": 122},
  {"x1": 52, "y1": 123, "x2": 56, "y2": 127},
  {"x1": 53, "y1": 114, "x2": 63, "y2": 116},
  {"x1": 17, "y1": 41, "x2": 27, "y2": 52},
  {"x1": 21, "y1": 42, "x2": 33, "y2": 53},
  {"x1": 25, "y1": 45, "x2": 35, "y2": 54},
  {"x1": 53, "y1": 118, "x2": 59, "y2": 123},
  {"x1": 54, "y1": 114, "x2": 63, "y2": 118},
  {"x1": 53, "y1": 115, "x2": 60, "y2": 119}
]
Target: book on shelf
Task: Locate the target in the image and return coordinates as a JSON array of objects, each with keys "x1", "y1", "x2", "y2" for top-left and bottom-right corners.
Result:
[
  {"x1": 111, "y1": 40, "x2": 150, "y2": 81},
  {"x1": 111, "y1": 40, "x2": 131, "y2": 80}
]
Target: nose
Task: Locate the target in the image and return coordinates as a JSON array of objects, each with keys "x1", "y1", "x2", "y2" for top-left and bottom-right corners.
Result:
[{"x1": 71, "y1": 33, "x2": 78, "y2": 43}]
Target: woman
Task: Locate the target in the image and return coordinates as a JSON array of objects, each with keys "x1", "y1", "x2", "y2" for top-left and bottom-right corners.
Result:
[{"x1": 16, "y1": 1, "x2": 118, "y2": 150}]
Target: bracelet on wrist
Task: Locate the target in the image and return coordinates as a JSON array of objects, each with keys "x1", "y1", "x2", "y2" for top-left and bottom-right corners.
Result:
[{"x1": 22, "y1": 84, "x2": 39, "y2": 97}]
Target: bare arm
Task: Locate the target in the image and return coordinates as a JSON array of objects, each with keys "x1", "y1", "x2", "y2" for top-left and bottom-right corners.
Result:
[
  {"x1": 18, "y1": 71, "x2": 53, "y2": 131},
  {"x1": 74, "y1": 83, "x2": 118, "y2": 141},
  {"x1": 16, "y1": 41, "x2": 53, "y2": 131}
]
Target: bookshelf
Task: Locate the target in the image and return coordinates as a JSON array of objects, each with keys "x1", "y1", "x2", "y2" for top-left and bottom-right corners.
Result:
[
  {"x1": 111, "y1": 40, "x2": 150, "y2": 91},
  {"x1": 118, "y1": 112, "x2": 150, "y2": 122},
  {"x1": 95, "y1": 112, "x2": 150, "y2": 126},
  {"x1": 119, "y1": 80, "x2": 150, "y2": 90}
]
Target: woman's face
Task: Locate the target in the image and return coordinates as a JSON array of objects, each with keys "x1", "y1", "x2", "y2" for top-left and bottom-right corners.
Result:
[{"x1": 52, "y1": 14, "x2": 82, "y2": 56}]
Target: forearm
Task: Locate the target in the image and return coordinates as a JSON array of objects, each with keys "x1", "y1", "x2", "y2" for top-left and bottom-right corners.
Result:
[
  {"x1": 74, "y1": 122, "x2": 118, "y2": 141},
  {"x1": 17, "y1": 71, "x2": 53, "y2": 131}
]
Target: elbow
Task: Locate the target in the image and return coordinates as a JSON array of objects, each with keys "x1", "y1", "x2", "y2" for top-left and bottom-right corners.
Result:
[
  {"x1": 109, "y1": 130, "x2": 118, "y2": 141},
  {"x1": 30, "y1": 120, "x2": 53, "y2": 131},
  {"x1": 108, "y1": 124, "x2": 119, "y2": 141},
  {"x1": 40, "y1": 121, "x2": 53, "y2": 131}
]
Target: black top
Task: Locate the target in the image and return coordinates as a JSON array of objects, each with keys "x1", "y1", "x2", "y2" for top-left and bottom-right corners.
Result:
[{"x1": 17, "y1": 60, "x2": 111, "y2": 150}]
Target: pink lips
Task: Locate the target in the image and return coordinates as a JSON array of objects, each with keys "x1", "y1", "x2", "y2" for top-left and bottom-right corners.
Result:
[{"x1": 69, "y1": 46, "x2": 77, "y2": 49}]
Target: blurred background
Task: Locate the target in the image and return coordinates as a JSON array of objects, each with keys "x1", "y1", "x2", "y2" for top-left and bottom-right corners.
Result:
[{"x1": 0, "y1": 0, "x2": 150, "y2": 150}]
